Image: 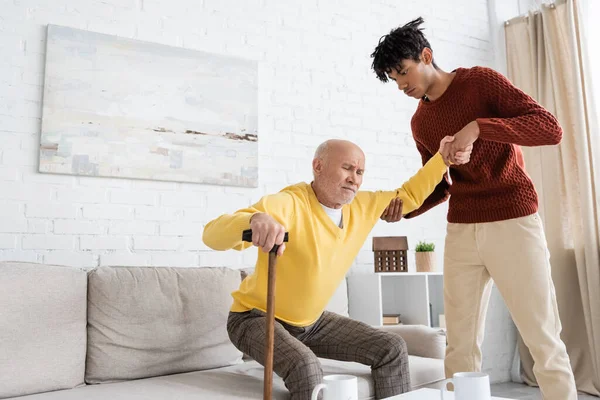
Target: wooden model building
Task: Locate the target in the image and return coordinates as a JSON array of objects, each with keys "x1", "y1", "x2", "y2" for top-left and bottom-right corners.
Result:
[{"x1": 372, "y1": 236, "x2": 408, "y2": 273}]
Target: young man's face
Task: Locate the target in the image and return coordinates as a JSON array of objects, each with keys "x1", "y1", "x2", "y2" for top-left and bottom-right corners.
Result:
[{"x1": 387, "y1": 57, "x2": 432, "y2": 100}]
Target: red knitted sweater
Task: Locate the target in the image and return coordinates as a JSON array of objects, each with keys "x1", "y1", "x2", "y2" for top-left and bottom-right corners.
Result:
[{"x1": 405, "y1": 66, "x2": 562, "y2": 223}]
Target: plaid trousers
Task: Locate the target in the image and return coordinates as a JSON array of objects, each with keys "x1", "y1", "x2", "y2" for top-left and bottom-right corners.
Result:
[{"x1": 227, "y1": 309, "x2": 411, "y2": 400}]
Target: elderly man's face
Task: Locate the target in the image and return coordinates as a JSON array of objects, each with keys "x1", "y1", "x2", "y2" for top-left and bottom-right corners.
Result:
[{"x1": 314, "y1": 142, "x2": 365, "y2": 207}]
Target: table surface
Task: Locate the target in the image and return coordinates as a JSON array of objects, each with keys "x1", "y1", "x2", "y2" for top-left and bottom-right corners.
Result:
[{"x1": 383, "y1": 388, "x2": 515, "y2": 399}]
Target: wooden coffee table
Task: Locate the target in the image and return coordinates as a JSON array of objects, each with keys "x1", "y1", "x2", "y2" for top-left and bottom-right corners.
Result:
[{"x1": 384, "y1": 388, "x2": 515, "y2": 399}]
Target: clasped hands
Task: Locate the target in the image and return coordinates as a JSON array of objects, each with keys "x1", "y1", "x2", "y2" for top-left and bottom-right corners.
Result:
[
  {"x1": 380, "y1": 121, "x2": 479, "y2": 223},
  {"x1": 439, "y1": 120, "x2": 479, "y2": 166}
]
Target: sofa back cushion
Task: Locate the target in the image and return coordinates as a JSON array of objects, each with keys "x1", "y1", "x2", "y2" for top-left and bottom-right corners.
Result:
[
  {"x1": 0, "y1": 262, "x2": 87, "y2": 398},
  {"x1": 85, "y1": 266, "x2": 243, "y2": 383}
]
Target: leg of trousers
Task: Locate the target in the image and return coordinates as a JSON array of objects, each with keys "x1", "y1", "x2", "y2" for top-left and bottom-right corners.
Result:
[
  {"x1": 227, "y1": 309, "x2": 323, "y2": 400},
  {"x1": 444, "y1": 213, "x2": 577, "y2": 400},
  {"x1": 443, "y1": 219, "x2": 493, "y2": 377},
  {"x1": 227, "y1": 309, "x2": 410, "y2": 400},
  {"x1": 301, "y1": 311, "x2": 410, "y2": 398}
]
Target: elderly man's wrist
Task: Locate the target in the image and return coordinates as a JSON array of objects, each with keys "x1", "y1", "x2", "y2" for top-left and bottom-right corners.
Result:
[{"x1": 250, "y1": 212, "x2": 263, "y2": 223}]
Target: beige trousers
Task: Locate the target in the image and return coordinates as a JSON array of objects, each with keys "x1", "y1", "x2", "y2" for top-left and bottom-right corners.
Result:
[{"x1": 443, "y1": 213, "x2": 577, "y2": 400}]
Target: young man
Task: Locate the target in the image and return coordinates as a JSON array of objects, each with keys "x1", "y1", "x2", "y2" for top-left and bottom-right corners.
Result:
[
  {"x1": 203, "y1": 137, "x2": 470, "y2": 400},
  {"x1": 370, "y1": 17, "x2": 577, "y2": 400}
]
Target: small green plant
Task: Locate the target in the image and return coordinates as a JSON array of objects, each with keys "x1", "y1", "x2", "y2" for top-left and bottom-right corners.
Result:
[{"x1": 415, "y1": 241, "x2": 435, "y2": 252}]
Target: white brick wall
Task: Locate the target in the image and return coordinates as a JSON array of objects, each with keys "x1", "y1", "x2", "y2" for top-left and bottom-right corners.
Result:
[
  {"x1": 0, "y1": 0, "x2": 516, "y2": 383},
  {"x1": 0, "y1": 0, "x2": 493, "y2": 267}
]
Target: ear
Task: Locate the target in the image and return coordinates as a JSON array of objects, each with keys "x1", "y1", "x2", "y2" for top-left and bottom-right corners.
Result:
[
  {"x1": 312, "y1": 158, "x2": 322, "y2": 175},
  {"x1": 421, "y1": 47, "x2": 433, "y2": 65}
]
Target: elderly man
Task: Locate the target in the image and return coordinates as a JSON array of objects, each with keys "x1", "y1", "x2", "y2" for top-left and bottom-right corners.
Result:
[{"x1": 202, "y1": 137, "x2": 471, "y2": 400}]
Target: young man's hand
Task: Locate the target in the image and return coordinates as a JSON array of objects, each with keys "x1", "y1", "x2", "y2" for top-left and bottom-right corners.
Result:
[
  {"x1": 443, "y1": 121, "x2": 480, "y2": 165},
  {"x1": 439, "y1": 135, "x2": 473, "y2": 166},
  {"x1": 380, "y1": 198, "x2": 403, "y2": 222},
  {"x1": 249, "y1": 213, "x2": 287, "y2": 256}
]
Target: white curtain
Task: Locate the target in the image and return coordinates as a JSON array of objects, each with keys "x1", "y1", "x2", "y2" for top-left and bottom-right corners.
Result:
[{"x1": 504, "y1": 0, "x2": 600, "y2": 395}]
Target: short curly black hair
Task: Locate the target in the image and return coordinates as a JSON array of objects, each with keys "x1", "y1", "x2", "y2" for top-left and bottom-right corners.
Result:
[{"x1": 371, "y1": 17, "x2": 438, "y2": 82}]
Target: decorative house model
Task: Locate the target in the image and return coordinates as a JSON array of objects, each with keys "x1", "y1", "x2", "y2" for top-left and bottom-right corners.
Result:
[{"x1": 372, "y1": 236, "x2": 408, "y2": 273}]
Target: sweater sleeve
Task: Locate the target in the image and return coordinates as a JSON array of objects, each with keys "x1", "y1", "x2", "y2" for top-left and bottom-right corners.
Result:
[
  {"x1": 403, "y1": 140, "x2": 450, "y2": 219},
  {"x1": 393, "y1": 152, "x2": 448, "y2": 214},
  {"x1": 202, "y1": 191, "x2": 296, "y2": 251},
  {"x1": 358, "y1": 152, "x2": 448, "y2": 222},
  {"x1": 475, "y1": 67, "x2": 562, "y2": 146}
]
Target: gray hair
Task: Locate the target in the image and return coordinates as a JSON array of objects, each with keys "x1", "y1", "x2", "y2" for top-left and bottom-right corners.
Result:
[{"x1": 314, "y1": 141, "x2": 330, "y2": 161}]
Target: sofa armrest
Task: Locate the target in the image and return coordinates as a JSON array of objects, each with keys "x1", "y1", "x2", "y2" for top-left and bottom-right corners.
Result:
[{"x1": 377, "y1": 324, "x2": 446, "y2": 360}]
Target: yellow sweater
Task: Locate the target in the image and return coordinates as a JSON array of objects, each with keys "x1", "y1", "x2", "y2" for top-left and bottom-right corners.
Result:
[{"x1": 203, "y1": 152, "x2": 447, "y2": 327}]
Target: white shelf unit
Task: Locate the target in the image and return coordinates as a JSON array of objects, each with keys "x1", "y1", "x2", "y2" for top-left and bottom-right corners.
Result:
[{"x1": 348, "y1": 272, "x2": 444, "y2": 328}]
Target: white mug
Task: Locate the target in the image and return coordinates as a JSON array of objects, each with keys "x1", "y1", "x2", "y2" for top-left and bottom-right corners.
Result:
[
  {"x1": 310, "y1": 374, "x2": 358, "y2": 400},
  {"x1": 440, "y1": 372, "x2": 491, "y2": 400}
]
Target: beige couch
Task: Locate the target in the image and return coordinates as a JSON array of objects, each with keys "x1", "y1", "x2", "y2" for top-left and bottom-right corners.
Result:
[{"x1": 0, "y1": 261, "x2": 446, "y2": 399}]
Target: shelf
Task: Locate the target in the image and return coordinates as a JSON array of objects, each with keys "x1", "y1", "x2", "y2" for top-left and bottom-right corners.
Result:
[{"x1": 348, "y1": 272, "x2": 445, "y2": 328}]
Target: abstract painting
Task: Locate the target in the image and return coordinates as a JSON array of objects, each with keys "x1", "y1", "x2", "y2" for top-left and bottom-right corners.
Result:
[{"x1": 39, "y1": 25, "x2": 258, "y2": 187}]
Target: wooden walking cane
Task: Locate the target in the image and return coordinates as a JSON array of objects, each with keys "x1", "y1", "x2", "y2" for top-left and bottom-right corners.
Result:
[{"x1": 242, "y1": 229, "x2": 289, "y2": 400}]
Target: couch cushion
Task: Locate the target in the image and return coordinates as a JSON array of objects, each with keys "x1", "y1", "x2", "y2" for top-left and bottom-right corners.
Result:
[
  {"x1": 378, "y1": 325, "x2": 446, "y2": 360},
  {"x1": 85, "y1": 266, "x2": 243, "y2": 384},
  {"x1": 15, "y1": 356, "x2": 444, "y2": 400},
  {"x1": 0, "y1": 262, "x2": 87, "y2": 399}
]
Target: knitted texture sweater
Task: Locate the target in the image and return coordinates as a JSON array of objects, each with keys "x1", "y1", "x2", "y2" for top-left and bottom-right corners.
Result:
[{"x1": 406, "y1": 66, "x2": 562, "y2": 223}]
